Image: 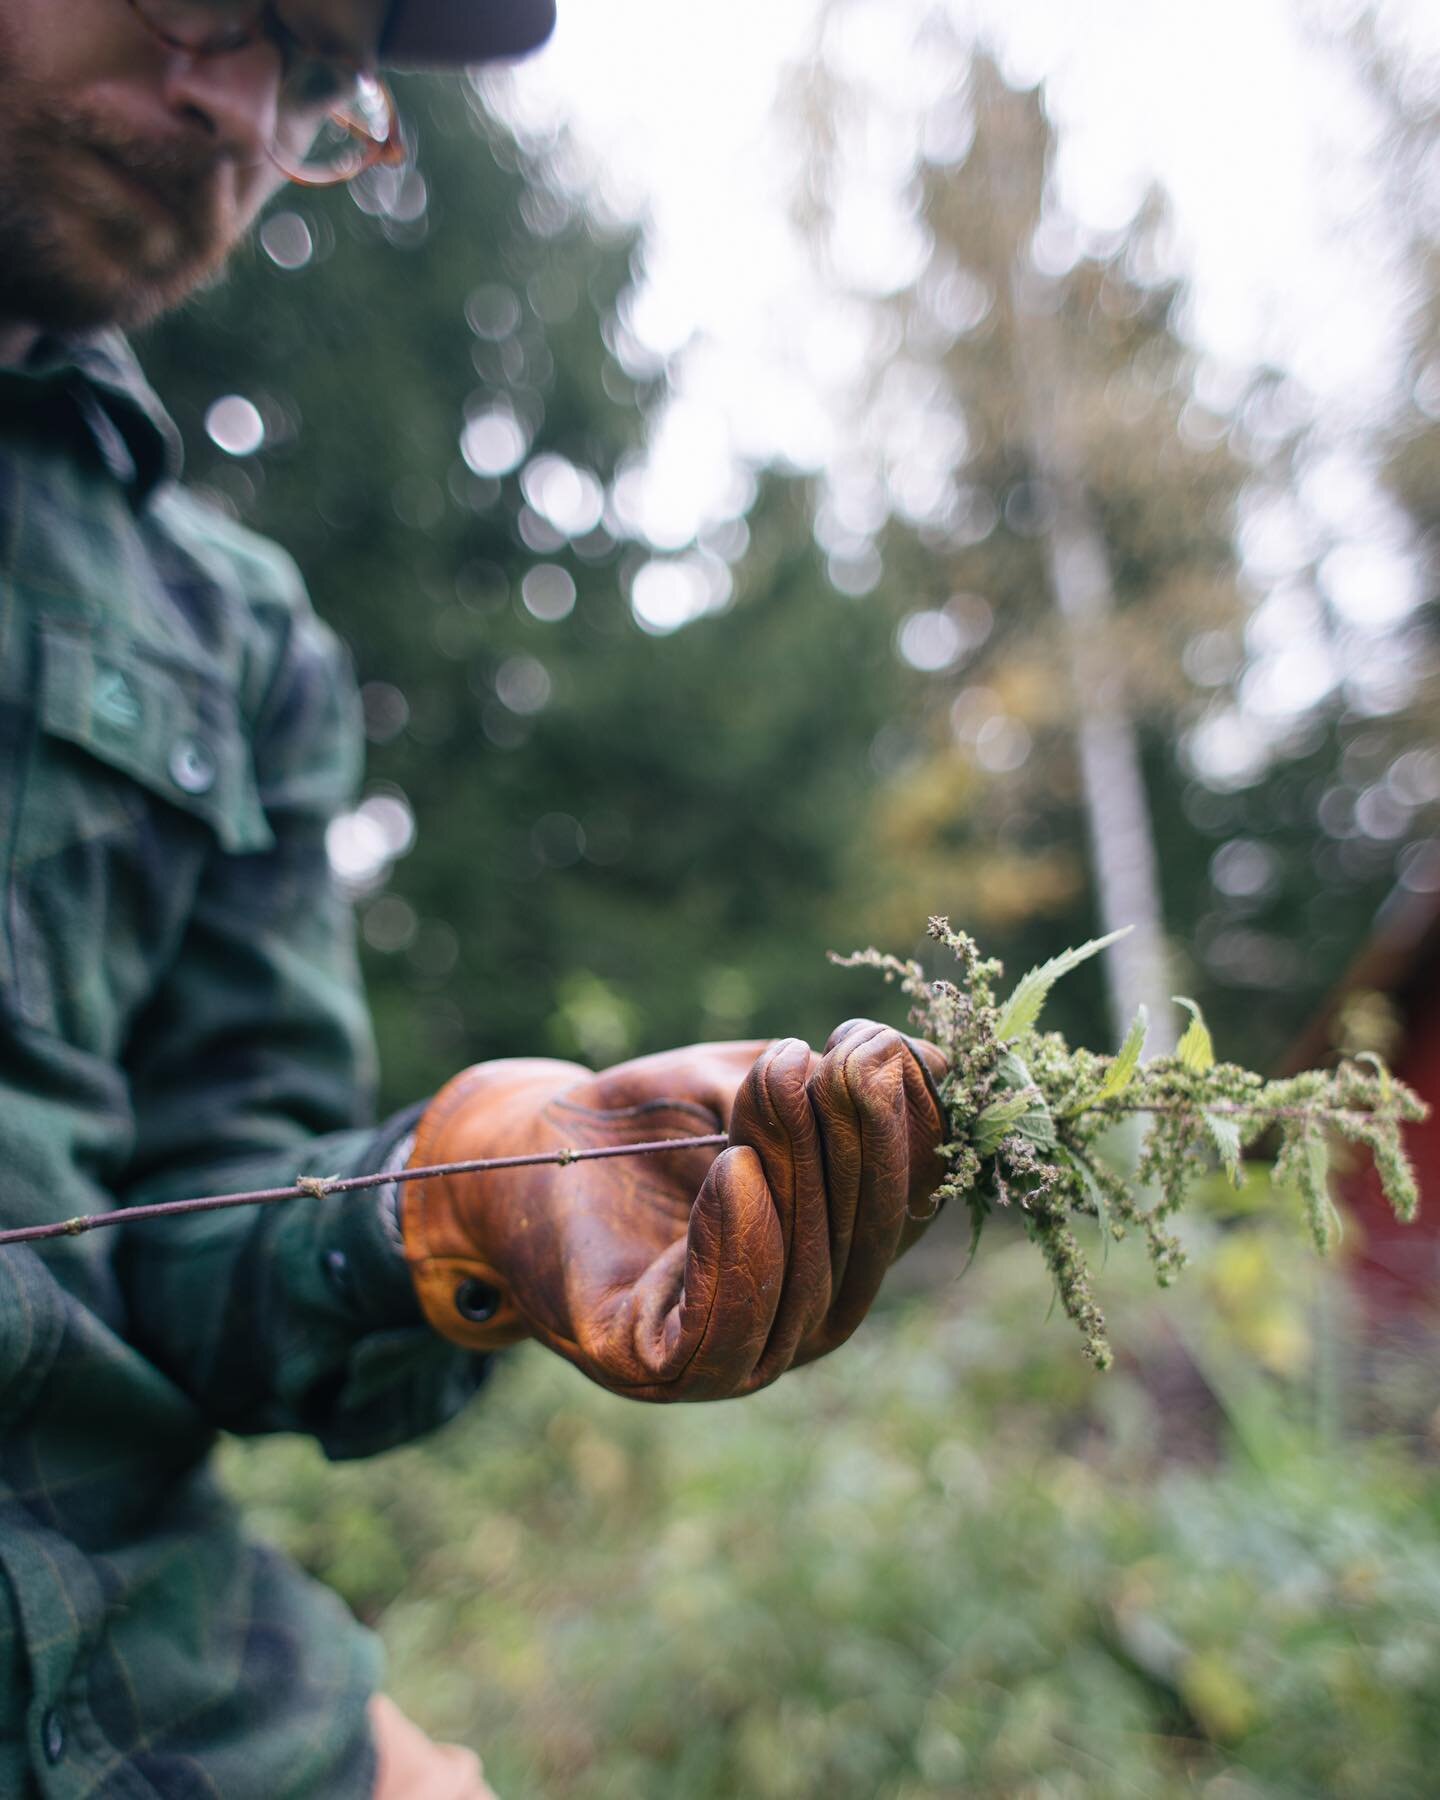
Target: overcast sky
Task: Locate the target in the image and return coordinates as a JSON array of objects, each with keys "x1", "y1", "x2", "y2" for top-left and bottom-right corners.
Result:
[
  {"x1": 492, "y1": 0, "x2": 1437, "y2": 421},
  {"x1": 478, "y1": 0, "x2": 1439, "y2": 696}
]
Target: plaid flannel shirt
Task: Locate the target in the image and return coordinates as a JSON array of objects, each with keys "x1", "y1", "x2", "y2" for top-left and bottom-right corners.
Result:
[{"x1": 0, "y1": 333, "x2": 485, "y2": 1797}]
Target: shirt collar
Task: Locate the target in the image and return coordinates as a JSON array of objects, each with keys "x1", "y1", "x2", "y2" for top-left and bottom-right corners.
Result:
[{"x1": 14, "y1": 330, "x2": 183, "y2": 503}]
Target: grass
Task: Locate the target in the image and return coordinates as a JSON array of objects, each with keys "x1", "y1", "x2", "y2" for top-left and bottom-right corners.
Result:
[{"x1": 222, "y1": 1197, "x2": 1440, "y2": 1798}]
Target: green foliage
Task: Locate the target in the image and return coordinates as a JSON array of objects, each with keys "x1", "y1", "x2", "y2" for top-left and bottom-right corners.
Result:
[
  {"x1": 993, "y1": 929, "x2": 1132, "y2": 1043},
  {"x1": 834, "y1": 918, "x2": 1426, "y2": 1369},
  {"x1": 1173, "y1": 996, "x2": 1216, "y2": 1075},
  {"x1": 221, "y1": 1230, "x2": 1440, "y2": 1799},
  {"x1": 1069, "y1": 1004, "x2": 1146, "y2": 1114}
]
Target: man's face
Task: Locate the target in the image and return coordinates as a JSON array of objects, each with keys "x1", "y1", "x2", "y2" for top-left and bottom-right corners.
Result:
[{"x1": 0, "y1": 0, "x2": 389, "y2": 336}]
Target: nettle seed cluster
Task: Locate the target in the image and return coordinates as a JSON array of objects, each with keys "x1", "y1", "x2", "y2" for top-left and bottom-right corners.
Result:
[{"x1": 833, "y1": 917, "x2": 1427, "y2": 1370}]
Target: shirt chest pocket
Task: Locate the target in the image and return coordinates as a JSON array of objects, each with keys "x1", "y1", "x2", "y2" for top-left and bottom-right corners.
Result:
[{"x1": 4, "y1": 628, "x2": 275, "y2": 1049}]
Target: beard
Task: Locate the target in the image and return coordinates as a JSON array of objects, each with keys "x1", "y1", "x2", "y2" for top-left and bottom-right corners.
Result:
[{"x1": 0, "y1": 67, "x2": 264, "y2": 335}]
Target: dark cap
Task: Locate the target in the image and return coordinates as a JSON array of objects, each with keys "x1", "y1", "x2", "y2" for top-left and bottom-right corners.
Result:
[{"x1": 381, "y1": 0, "x2": 557, "y2": 66}]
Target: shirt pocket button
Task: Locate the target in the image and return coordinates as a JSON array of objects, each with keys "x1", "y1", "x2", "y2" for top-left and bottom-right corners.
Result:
[
  {"x1": 41, "y1": 1706, "x2": 65, "y2": 1764},
  {"x1": 169, "y1": 736, "x2": 217, "y2": 796}
]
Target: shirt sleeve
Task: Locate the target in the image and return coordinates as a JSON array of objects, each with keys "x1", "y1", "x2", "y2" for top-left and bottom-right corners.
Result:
[{"x1": 113, "y1": 571, "x2": 486, "y2": 1460}]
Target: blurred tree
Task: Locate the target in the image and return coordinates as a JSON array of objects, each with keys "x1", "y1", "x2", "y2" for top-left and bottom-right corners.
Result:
[
  {"x1": 142, "y1": 77, "x2": 914, "y2": 1107},
  {"x1": 1162, "y1": 15, "x2": 1440, "y2": 1074},
  {"x1": 925, "y1": 60, "x2": 1177, "y2": 1045},
  {"x1": 1336, "y1": 9, "x2": 1440, "y2": 543},
  {"x1": 1368, "y1": 27, "x2": 1440, "y2": 719},
  {"x1": 796, "y1": 17, "x2": 1253, "y2": 1050}
]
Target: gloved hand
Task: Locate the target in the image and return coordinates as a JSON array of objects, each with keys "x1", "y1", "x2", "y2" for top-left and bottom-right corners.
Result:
[{"x1": 401, "y1": 1021, "x2": 949, "y2": 1400}]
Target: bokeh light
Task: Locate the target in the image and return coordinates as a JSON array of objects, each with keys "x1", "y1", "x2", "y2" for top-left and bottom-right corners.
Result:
[
  {"x1": 521, "y1": 565, "x2": 578, "y2": 622},
  {"x1": 204, "y1": 396, "x2": 265, "y2": 457},
  {"x1": 461, "y1": 407, "x2": 530, "y2": 478}
]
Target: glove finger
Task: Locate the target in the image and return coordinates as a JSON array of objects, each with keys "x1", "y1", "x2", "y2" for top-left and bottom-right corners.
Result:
[
  {"x1": 823, "y1": 1019, "x2": 949, "y2": 1186},
  {"x1": 805, "y1": 1022, "x2": 910, "y2": 1346},
  {"x1": 813, "y1": 1025, "x2": 947, "y2": 1352},
  {"x1": 618, "y1": 1144, "x2": 784, "y2": 1398},
  {"x1": 803, "y1": 1023, "x2": 879, "y2": 1297},
  {"x1": 822, "y1": 1017, "x2": 877, "y2": 1054},
  {"x1": 894, "y1": 1035, "x2": 951, "y2": 1256},
  {"x1": 901, "y1": 1033, "x2": 949, "y2": 1111},
  {"x1": 725, "y1": 1036, "x2": 838, "y2": 1385}
]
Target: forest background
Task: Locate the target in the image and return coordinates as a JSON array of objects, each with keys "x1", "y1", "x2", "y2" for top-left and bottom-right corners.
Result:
[{"x1": 141, "y1": 2, "x2": 1440, "y2": 1793}]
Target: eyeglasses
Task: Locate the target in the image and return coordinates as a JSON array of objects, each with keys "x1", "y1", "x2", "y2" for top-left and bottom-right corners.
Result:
[{"x1": 121, "y1": 0, "x2": 406, "y2": 187}]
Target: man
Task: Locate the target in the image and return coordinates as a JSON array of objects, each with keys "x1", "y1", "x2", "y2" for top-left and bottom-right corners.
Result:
[{"x1": 0, "y1": 2, "x2": 949, "y2": 1793}]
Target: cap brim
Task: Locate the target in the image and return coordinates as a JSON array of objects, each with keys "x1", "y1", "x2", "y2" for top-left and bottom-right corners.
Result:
[{"x1": 381, "y1": 0, "x2": 557, "y2": 67}]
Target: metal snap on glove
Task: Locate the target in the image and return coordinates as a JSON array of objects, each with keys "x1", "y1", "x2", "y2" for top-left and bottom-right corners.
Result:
[{"x1": 401, "y1": 1021, "x2": 949, "y2": 1401}]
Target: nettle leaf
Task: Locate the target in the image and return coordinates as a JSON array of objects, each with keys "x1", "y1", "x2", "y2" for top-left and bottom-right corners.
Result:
[
  {"x1": 972, "y1": 1094, "x2": 1033, "y2": 1157},
  {"x1": 1205, "y1": 1111, "x2": 1244, "y2": 1186},
  {"x1": 960, "y1": 1189, "x2": 990, "y2": 1276},
  {"x1": 1304, "y1": 1135, "x2": 1342, "y2": 1250},
  {"x1": 1060, "y1": 1147, "x2": 1115, "y2": 1262},
  {"x1": 995, "y1": 927, "x2": 1132, "y2": 1042},
  {"x1": 1066, "y1": 1005, "x2": 1147, "y2": 1117},
  {"x1": 1173, "y1": 996, "x2": 1215, "y2": 1074},
  {"x1": 989, "y1": 1050, "x2": 1057, "y2": 1149},
  {"x1": 1017, "y1": 1095, "x2": 1058, "y2": 1150}
]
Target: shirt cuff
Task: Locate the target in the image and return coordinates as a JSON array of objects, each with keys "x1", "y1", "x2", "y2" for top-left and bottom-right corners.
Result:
[
  {"x1": 307, "y1": 1102, "x2": 490, "y2": 1460},
  {"x1": 316, "y1": 1105, "x2": 427, "y2": 1330}
]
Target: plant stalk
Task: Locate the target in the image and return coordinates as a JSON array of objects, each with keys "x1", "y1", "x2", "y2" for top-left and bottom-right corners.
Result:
[{"x1": 0, "y1": 1133, "x2": 730, "y2": 1249}]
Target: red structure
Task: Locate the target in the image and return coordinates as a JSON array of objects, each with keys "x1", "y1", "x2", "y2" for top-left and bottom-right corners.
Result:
[{"x1": 1284, "y1": 887, "x2": 1440, "y2": 1318}]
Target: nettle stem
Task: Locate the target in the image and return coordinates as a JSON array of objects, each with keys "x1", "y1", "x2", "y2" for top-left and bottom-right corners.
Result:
[
  {"x1": 0, "y1": 1134, "x2": 729, "y2": 1249},
  {"x1": 834, "y1": 917, "x2": 1426, "y2": 1370}
]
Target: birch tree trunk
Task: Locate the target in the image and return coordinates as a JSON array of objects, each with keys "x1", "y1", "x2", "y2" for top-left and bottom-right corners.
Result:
[{"x1": 976, "y1": 70, "x2": 1175, "y2": 1048}]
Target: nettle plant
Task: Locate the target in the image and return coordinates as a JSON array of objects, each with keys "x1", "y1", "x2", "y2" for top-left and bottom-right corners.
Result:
[{"x1": 834, "y1": 918, "x2": 1427, "y2": 1369}]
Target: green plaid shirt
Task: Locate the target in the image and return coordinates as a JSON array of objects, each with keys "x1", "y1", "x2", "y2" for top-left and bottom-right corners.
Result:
[{"x1": 0, "y1": 334, "x2": 484, "y2": 1797}]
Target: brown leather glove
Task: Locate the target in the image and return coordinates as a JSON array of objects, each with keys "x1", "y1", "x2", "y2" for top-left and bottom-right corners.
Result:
[{"x1": 401, "y1": 1020, "x2": 948, "y2": 1401}]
